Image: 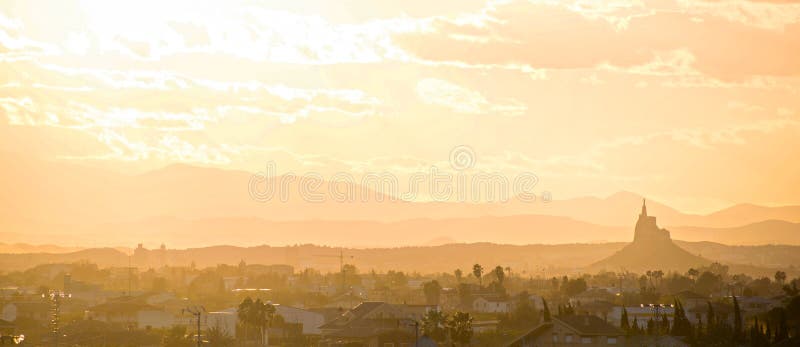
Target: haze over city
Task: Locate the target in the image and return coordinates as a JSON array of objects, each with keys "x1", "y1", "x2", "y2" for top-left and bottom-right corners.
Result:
[{"x1": 1, "y1": 0, "x2": 800, "y2": 346}]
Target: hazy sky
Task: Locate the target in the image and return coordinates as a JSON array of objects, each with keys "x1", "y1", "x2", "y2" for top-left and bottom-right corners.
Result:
[{"x1": 1, "y1": 0, "x2": 799, "y2": 213}]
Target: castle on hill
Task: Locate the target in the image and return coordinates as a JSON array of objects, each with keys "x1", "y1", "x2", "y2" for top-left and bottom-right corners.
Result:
[
  {"x1": 590, "y1": 199, "x2": 709, "y2": 271},
  {"x1": 633, "y1": 200, "x2": 671, "y2": 244}
]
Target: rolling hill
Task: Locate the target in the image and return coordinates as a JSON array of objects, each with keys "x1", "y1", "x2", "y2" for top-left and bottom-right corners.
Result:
[{"x1": 591, "y1": 202, "x2": 710, "y2": 272}]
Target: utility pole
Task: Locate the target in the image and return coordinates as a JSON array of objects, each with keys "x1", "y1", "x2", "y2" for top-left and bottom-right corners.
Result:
[
  {"x1": 340, "y1": 249, "x2": 345, "y2": 292},
  {"x1": 128, "y1": 256, "x2": 132, "y2": 296},
  {"x1": 314, "y1": 248, "x2": 353, "y2": 292},
  {"x1": 183, "y1": 306, "x2": 205, "y2": 347},
  {"x1": 404, "y1": 319, "x2": 419, "y2": 347}
]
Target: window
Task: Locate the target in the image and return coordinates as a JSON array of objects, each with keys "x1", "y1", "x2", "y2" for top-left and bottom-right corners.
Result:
[
  {"x1": 552, "y1": 333, "x2": 559, "y2": 342},
  {"x1": 581, "y1": 337, "x2": 592, "y2": 344},
  {"x1": 383, "y1": 344, "x2": 394, "y2": 347},
  {"x1": 565, "y1": 334, "x2": 573, "y2": 342},
  {"x1": 607, "y1": 337, "x2": 618, "y2": 345}
]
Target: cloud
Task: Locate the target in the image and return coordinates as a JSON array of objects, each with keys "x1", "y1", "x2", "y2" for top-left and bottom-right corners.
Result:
[
  {"x1": 85, "y1": 129, "x2": 235, "y2": 164},
  {"x1": 0, "y1": 61, "x2": 386, "y2": 162},
  {"x1": 0, "y1": 13, "x2": 60, "y2": 61},
  {"x1": 415, "y1": 78, "x2": 526, "y2": 116},
  {"x1": 2, "y1": 62, "x2": 383, "y2": 123},
  {"x1": 394, "y1": 1, "x2": 800, "y2": 79}
]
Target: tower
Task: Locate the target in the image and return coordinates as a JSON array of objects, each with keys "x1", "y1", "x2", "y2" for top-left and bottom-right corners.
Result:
[{"x1": 633, "y1": 199, "x2": 670, "y2": 243}]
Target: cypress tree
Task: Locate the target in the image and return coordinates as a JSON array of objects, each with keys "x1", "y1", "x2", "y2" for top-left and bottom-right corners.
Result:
[
  {"x1": 620, "y1": 307, "x2": 630, "y2": 332},
  {"x1": 542, "y1": 298, "x2": 551, "y2": 322},
  {"x1": 671, "y1": 299, "x2": 690, "y2": 336},
  {"x1": 733, "y1": 296, "x2": 742, "y2": 342},
  {"x1": 750, "y1": 317, "x2": 763, "y2": 347},
  {"x1": 706, "y1": 301, "x2": 715, "y2": 331},
  {"x1": 776, "y1": 309, "x2": 788, "y2": 341}
]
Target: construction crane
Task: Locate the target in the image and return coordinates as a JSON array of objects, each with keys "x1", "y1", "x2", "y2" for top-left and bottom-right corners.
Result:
[{"x1": 313, "y1": 248, "x2": 354, "y2": 293}]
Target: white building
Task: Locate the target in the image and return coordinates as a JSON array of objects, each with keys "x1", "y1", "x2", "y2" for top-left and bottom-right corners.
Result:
[
  {"x1": 275, "y1": 305, "x2": 325, "y2": 335},
  {"x1": 472, "y1": 297, "x2": 510, "y2": 313},
  {"x1": 209, "y1": 304, "x2": 326, "y2": 337}
]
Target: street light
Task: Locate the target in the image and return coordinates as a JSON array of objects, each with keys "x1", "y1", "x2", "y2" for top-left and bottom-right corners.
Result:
[
  {"x1": 640, "y1": 303, "x2": 674, "y2": 334},
  {"x1": 42, "y1": 290, "x2": 70, "y2": 347}
]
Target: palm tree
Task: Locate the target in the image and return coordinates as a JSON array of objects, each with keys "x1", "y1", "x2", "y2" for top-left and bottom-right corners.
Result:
[
  {"x1": 238, "y1": 297, "x2": 253, "y2": 345},
  {"x1": 473, "y1": 264, "x2": 484, "y2": 286},
  {"x1": 263, "y1": 302, "x2": 276, "y2": 346},
  {"x1": 250, "y1": 299, "x2": 265, "y2": 345},
  {"x1": 653, "y1": 270, "x2": 664, "y2": 287},
  {"x1": 249, "y1": 299, "x2": 276, "y2": 346},
  {"x1": 494, "y1": 266, "x2": 505, "y2": 286},
  {"x1": 775, "y1": 270, "x2": 787, "y2": 286},
  {"x1": 687, "y1": 268, "x2": 699, "y2": 282}
]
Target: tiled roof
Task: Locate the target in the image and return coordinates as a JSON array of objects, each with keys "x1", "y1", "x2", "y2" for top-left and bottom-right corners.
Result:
[
  {"x1": 502, "y1": 322, "x2": 553, "y2": 347},
  {"x1": 349, "y1": 301, "x2": 385, "y2": 319},
  {"x1": 318, "y1": 301, "x2": 387, "y2": 330},
  {"x1": 555, "y1": 315, "x2": 624, "y2": 336}
]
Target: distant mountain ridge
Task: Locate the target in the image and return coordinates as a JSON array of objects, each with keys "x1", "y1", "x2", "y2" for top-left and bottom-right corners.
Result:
[
  {"x1": 2, "y1": 153, "x2": 799, "y2": 246},
  {"x1": 0, "y1": 242, "x2": 83, "y2": 254},
  {"x1": 9, "y1": 214, "x2": 628, "y2": 248},
  {"x1": 1, "y1": 241, "x2": 799, "y2": 277},
  {"x1": 6, "y1": 214, "x2": 799, "y2": 249},
  {"x1": 671, "y1": 220, "x2": 800, "y2": 245}
]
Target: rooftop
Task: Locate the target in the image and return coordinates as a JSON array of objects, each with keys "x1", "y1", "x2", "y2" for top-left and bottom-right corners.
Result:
[{"x1": 555, "y1": 315, "x2": 625, "y2": 336}]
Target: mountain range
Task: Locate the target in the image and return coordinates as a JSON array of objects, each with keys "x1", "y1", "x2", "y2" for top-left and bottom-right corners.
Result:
[{"x1": 2, "y1": 152, "x2": 799, "y2": 247}]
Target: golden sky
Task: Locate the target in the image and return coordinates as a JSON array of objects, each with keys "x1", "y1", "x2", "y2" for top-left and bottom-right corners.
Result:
[{"x1": 1, "y1": 0, "x2": 799, "y2": 213}]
